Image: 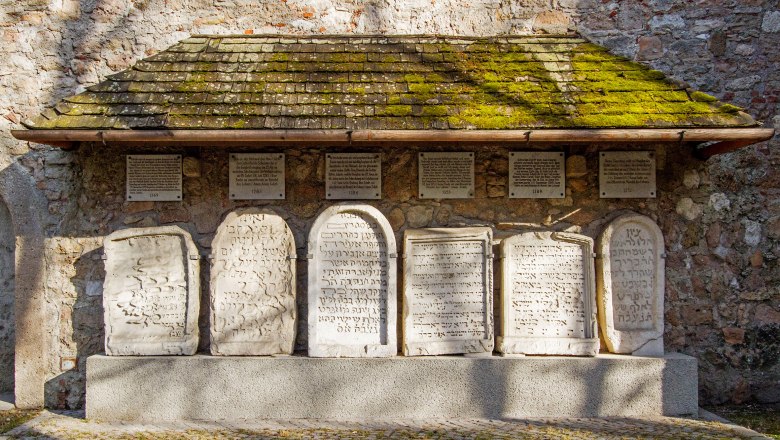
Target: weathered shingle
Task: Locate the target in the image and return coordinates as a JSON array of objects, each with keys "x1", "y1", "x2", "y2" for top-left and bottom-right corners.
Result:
[{"x1": 23, "y1": 34, "x2": 756, "y2": 130}]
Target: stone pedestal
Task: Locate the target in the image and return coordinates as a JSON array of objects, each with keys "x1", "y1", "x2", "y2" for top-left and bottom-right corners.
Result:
[{"x1": 86, "y1": 353, "x2": 699, "y2": 421}]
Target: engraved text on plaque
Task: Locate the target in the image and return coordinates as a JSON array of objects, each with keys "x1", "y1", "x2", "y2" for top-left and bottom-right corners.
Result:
[
  {"x1": 126, "y1": 154, "x2": 182, "y2": 202},
  {"x1": 599, "y1": 151, "x2": 656, "y2": 198},
  {"x1": 326, "y1": 153, "x2": 381, "y2": 200},
  {"x1": 229, "y1": 153, "x2": 285, "y2": 200},
  {"x1": 418, "y1": 152, "x2": 474, "y2": 199},
  {"x1": 509, "y1": 152, "x2": 565, "y2": 199}
]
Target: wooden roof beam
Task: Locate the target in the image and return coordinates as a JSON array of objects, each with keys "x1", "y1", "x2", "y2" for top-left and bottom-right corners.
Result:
[{"x1": 11, "y1": 128, "x2": 775, "y2": 156}]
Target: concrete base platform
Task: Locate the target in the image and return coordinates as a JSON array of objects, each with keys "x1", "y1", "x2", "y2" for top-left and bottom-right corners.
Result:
[{"x1": 86, "y1": 353, "x2": 698, "y2": 421}]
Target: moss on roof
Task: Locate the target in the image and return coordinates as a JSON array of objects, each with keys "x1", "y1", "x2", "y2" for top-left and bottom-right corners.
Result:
[{"x1": 23, "y1": 35, "x2": 756, "y2": 130}]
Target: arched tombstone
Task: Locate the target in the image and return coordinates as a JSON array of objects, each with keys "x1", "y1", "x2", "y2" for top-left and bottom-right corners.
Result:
[
  {"x1": 307, "y1": 204, "x2": 397, "y2": 357},
  {"x1": 596, "y1": 214, "x2": 665, "y2": 356},
  {"x1": 0, "y1": 199, "x2": 14, "y2": 392},
  {"x1": 210, "y1": 208, "x2": 297, "y2": 355},
  {"x1": 102, "y1": 226, "x2": 200, "y2": 355},
  {"x1": 498, "y1": 231, "x2": 599, "y2": 356}
]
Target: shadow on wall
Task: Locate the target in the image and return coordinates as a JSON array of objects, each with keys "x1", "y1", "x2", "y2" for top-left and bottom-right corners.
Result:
[
  {"x1": 0, "y1": 197, "x2": 14, "y2": 393},
  {"x1": 45, "y1": 247, "x2": 104, "y2": 409}
]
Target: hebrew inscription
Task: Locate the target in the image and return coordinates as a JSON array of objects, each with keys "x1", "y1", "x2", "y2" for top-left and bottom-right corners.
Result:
[
  {"x1": 307, "y1": 204, "x2": 397, "y2": 357},
  {"x1": 498, "y1": 231, "x2": 598, "y2": 356},
  {"x1": 326, "y1": 153, "x2": 381, "y2": 200},
  {"x1": 509, "y1": 152, "x2": 565, "y2": 199},
  {"x1": 599, "y1": 151, "x2": 656, "y2": 198},
  {"x1": 418, "y1": 152, "x2": 474, "y2": 199},
  {"x1": 126, "y1": 154, "x2": 182, "y2": 201},
  {"x1": 403, "y1": 228, "x2": 493, "y2": 356},
  {"x1": 102, "y1": 226, "x2": 199, "y2": 355},
  {"x1": 597, "y1": 214, "x2": 665, "y2": 355},
  {"x1": 210, "y1": 209, "x2": 296, "y2": 355},
  {"x1": 229, "y1": 153, "x2": 285, "y2": 200}
]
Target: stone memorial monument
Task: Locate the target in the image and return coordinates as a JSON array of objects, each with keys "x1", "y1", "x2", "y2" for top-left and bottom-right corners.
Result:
[
  {"x1": 402, "y1": 227, "x2": 493, "y2": 355},
  {"x1": 102, "y1": 226, "x2": 200, "y2": 355},
  {"x1": 596, "y1": 214, "x2": 665, "y2": 356},
  {"x1": 307, "y1": 204, "x2": 397, "y2": 357},
  {"x1": 210, "y1": 208, "x2": 297, "y2": 355},
  {"x1": 498, "y1": 231, "x2": 599, "y2": 356}
]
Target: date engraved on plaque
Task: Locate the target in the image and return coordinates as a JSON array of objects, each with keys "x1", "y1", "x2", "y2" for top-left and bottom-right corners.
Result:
[
  {"x1": 418, "y1": 152, "x2": 474, "y2": 199},
  {"x1": 126, "y1": 155, "x2": 182, "y2": 201},
  {"x1": 599, "y1": 151, "x2": 656, "y2": 198},
  {"x1": 229, "y1": 154, "x2": 285, "y2": 200},
  {"x1": 509, "y1": 152, "x2": 565, "y2": 199},
  {"x1": 326, "y1": 153, "x2": 381, "y2": 200}
]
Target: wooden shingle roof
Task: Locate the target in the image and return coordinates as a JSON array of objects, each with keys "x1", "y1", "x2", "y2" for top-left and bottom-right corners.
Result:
[{"x1": 22, "y1": 34, "x2": 757, "y2": 131}]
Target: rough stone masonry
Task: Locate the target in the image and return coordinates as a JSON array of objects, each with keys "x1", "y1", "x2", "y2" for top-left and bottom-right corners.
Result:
[{"x1": 0, "y1": 0, "x2": 778, "y2": 409}]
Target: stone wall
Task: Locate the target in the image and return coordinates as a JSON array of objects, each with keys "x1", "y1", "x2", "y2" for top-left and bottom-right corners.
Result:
[
  {"x1": 0, "y1": 0, "x2": 777, "y2": 407},
  {"x1": 0, "y1": 199, "x2": 13, "y2": 392}
]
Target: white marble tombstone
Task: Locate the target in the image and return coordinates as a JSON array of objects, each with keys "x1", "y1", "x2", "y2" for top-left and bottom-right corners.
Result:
[
  {"x1": 498, "y1": 231, "x2": 599, "y2": 356},
  {"x1": 596, "y1": 214, "x2": 665, "y2": 356},
  {"x1": 307, "y1": 204, "x2": 397, "y2": 357},
  {"x1": 210, "y1": 208, "x2": 297, "y2": 356},
  {"x1": 403, "y1": 228, "x2": 494, "y2": 356},
  {"x1": 102, "y1": 226, "x2": 200, "y2": 355}
]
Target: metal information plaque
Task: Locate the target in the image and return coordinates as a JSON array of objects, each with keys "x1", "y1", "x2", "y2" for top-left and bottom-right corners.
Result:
[
  {"x1": 126, "y1": 154, "x2": 182, "y2": 202},
  {"x1": 418, "y1": 152, "x2": 474, "y2": 199},
  {"x1": 326, "y1": 153, "x2": 382, "y2": 200},
  {"x1": 509, "y1": 152, "x2": 565, "y2": 199},
  {"x1": 599, "y1": 151, "x2": 656, "y2": 198},
  {"x1": 229, "y1": 153, "x2": 285, "y2": 200}
]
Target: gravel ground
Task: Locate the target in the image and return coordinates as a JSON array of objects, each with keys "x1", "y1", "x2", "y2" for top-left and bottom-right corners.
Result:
[{"x1": 0, "y1": 409, "x2": 771, "y2": 439}]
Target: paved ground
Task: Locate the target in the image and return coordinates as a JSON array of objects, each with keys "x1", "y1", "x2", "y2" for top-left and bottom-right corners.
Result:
[{"x1": 0, "y1": 409, "x2": 771, "y2": 439}]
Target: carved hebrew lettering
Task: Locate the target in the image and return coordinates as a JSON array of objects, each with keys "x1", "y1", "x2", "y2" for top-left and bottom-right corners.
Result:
[
  {"x1": 210, "y1": 209, "x2": 296, "y2": 355},
  {"x1": 102, "y1": 226, "x2": 199, "y2": 355},
  {"x1": 498, "y1": 231, "x2": 598, "y2": 356},
  {"x1": 308, "y1": 204, "x2": 397, "y2": 357},
  {"x1": 597, "y1": 214, "x2": 665, "y2": 355},
  {"x1": 403, "y1": 228, "x2": 493, "y2": 355}
]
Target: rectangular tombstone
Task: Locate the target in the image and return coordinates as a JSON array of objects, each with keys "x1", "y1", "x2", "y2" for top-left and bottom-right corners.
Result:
[
  {"x1": 596, "y1": 214, "x2": 665, "y2": 356},
  {"x1": 418, "y1": 152, "x2": 475, "y2": 199},
  {"x1": 102, "y1": 226, "x2": 199, "y2": 355},
  {"x1": 403, "y1": 228, "x2": 493, "y2": 356},
  {"x1": 326, "y1": 153, "x2": 381, "y2": 200},
  {"x1": 599, "y1": 151, "x2": 656, "y2": 198},
  {"x1": 307, "y1": 204, "x2": 397, "y2": 357},
  {"x1": 498, "y1": 231, "x2": 599, "y2": 356},
  {"x1": 509, "y1": 151, "x2": 565, "y2": 199},
  {"x1": 210, "y1": 208, "x2": 297, "y2": 355}
]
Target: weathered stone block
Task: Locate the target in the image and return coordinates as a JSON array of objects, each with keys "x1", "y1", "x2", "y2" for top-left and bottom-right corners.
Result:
[
  {"x1": 210, "y1": 208, "x2": 296, "y2": 356},
  {"x1": 102, "y1": 226, "x2": 199, "y2": 356}
]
